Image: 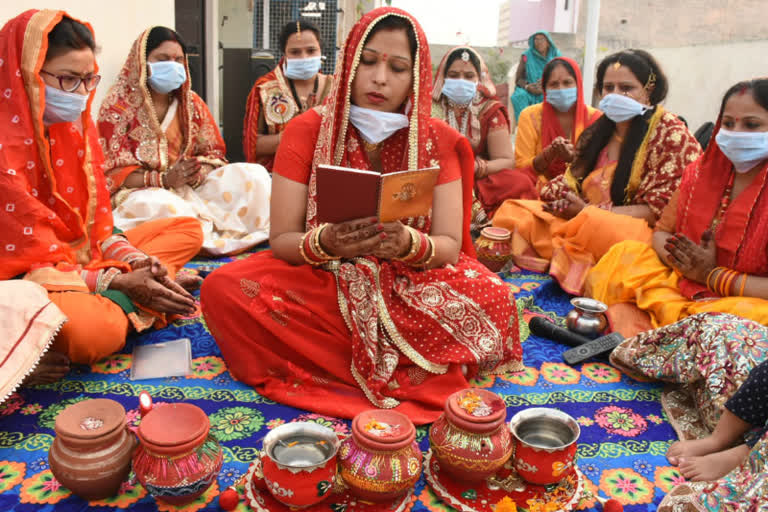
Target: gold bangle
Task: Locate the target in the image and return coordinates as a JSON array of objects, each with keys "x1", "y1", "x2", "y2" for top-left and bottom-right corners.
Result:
[
  {"x1": 395, "y1": 226, "x2": 420, "y2": 261},
  {"x1": 738, "y1": 273, "x2": 748, "y2": 297},
  {"x1": 721, "y1": 270, "x2": 737, "y2": 297},
  {"x1": 311, "y1": 224, "x2": 338, "y2": 260},
  {"x1": 418, "y1": 236, "x2": 436, "y2": 268},
  {"x1": 705, "y1": 267, "x2": 720, "y2": 293},
  {"x1": 299, "y1": 231, "x2": 319, "y2": 265}
]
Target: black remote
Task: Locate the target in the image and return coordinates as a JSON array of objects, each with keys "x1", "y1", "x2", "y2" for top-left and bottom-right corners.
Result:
[{"x1": 562, "y1": 332, "x2": 625, "y2": 365}]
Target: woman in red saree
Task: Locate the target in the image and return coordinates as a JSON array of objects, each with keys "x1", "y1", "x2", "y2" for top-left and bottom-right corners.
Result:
[
  {"x1": 511, "y1": 57, "x2": 602, "y2": 200},
  {"x1": 587, "y1": 78, "x2": 768, "y2": 336},
  {"x1": 242, "y1": 20, "x2": 332, "y2": 170},
  {"x1": 201, "y1": 7, "x2": 522, "y2": 424},
  {"x1": 431, "y1": 46, "x2": 515, "y2": 222},
  {"x1": 99, "y1": 27, "x2": 271, "y2": 256},
  {"x1": 0, "y1": 10, "x2": 201, "y2": 374}
]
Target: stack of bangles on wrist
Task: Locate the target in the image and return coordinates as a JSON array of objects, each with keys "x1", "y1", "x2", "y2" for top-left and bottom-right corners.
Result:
[
  {"x1": 707, "y1": 266, "x2": 747, "y2": 297},
  {"x1": 143, "y1": 170, "x2": 164, "y2": 188},
  {"x1": 475, "y1": 157, "x2": 489, "y2": 179},
  {"x1": 394, "y1": 225, "x2": 436, "y2": 267},
  {"x1": 299, "y1": 224, "x2": 340, "y2": 265}
]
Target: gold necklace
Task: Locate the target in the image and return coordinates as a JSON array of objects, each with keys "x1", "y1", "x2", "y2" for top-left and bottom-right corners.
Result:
[{"x1": 613, "y1": 132, "x2": 625, "y2": 144}]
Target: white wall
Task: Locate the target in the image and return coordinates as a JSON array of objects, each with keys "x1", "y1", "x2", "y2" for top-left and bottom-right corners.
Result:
[
  {"x1": 596, "y1": 40, "x2": 768, "y2": 132},
  {"x1": 0, "y1": 1, "x2": 175, "y2": 120}
]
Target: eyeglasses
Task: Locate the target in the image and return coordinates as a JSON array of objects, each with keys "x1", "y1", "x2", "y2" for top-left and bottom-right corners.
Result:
[{"x1": 40, "y1": 69, "x2": 101, "y2": 92}]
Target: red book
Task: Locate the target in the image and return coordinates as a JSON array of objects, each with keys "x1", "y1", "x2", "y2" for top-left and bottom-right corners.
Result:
[{"x1": 316, "y1": 164, "x2": 440, "y2": 223}]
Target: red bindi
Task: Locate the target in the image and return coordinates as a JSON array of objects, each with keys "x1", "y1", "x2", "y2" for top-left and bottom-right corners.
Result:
[
  {"x1": 380, "y1": 53, "x2": 389, "y2": 62},
  {"x1": 738, "y1": 85, "x2": 749, "y2": 96}
]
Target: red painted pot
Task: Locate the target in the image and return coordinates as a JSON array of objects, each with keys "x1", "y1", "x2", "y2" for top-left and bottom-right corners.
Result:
[
  {"x1": 133, "y1": 403, "x2": 223, "y2": 505},
  {"x1": 48, "y1": 399, "x2": 136, "y2": 500},
  {"x1": 475, "y1": 227, "x2": 512, "y2": 272},
  {"x1": 508, "y1": 407, "x2": 580, "y2": 485},
  {"x1": 261, "y1": 421, "x2": 340, "y2": 508},
  {"x1": 339, "y1": 409, "x2": 422, "y2": 501},
  {"x1": 429, "y1": 389, "x2": 512, "y2": 482}
]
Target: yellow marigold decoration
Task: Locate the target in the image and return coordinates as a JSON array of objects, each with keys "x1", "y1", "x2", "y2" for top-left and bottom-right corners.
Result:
[
  {"x1": 494, "y1": 496, "x2": 517, "y2": 512},
  {"x1": 458, "y1": 390, "x2": 484, "y2": 414},
  {"x1": 365, "y1": 419, "x2": 387, "y2": 432}
]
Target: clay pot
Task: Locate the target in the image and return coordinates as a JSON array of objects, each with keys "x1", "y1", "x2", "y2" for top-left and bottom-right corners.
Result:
[
  {"x1": 429, "y1": 388, "x2": 512, "y2": 482},
  {"x1": 48, "y1": 398, "x2": 136, "y2": 500},
  {"x1": 475, "y1": 227, "x2": 513, "y2": 272},
  {"x1": 133, "y1": 403, "x2": 223, "y2": 505},
  {"x1": 339, "y1": 410, "x2": 422, "y2": 501}
]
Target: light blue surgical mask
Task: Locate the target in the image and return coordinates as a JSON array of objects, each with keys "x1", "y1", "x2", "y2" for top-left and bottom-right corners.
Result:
[
  {"x1": 349, "y1": 105, "x2": 409, "y2": 144},
  {"x1": 147, "y1": 61, "x2": 186, "y2": 94},
  {"x1": 43, "y1": 85, "x2": 88, "y2": 125},
  {"x1": 715, "y1": 128, "x2": 768, "y2": 173},
  {"x1": 546, "y1": 87, "x2": 578, "y2": 112},
  {"x1": 441, "y1": 78, "x2": 477, "y2": 105},
  {"x1": 283, "y1": 56, "x2": 322, "y2": 80},
  {"x1": 598, "y1": 93, "x2": 649, "y2": 123}
]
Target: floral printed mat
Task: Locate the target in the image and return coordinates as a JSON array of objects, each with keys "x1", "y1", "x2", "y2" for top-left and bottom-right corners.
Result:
[{"x1": 0, "y1": 253, "x2": 682, "y2": 511}]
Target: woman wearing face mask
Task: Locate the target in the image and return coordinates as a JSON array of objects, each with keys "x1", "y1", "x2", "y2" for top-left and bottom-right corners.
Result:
[
  {"x1": 431, "y1": 46, "x2": 515, "y2": 222},
  {"x1": 200, "y1": 8, "x2": 522, "y2": 424},
  {"x1": 587, "y1": 78, "x2": 768, "y2": 336},
  {"x1": 510, "y1": 31, "x2": 561, "y2": 122},
  {"x1": 243, "y1": 20, "x2": 332, "y2": 170},
  {"x1": 509, "y1": 57, "x2": 602, "y2": 201},
  {"x1": 99, "y1": 27, "x2": 271, "y2": 256},
  {"x1": 492, "y1": 50, "x2": 701, "y2": 295},
  {"x1": 0, "y1": 10, "x2": 202, "y2": 381}
]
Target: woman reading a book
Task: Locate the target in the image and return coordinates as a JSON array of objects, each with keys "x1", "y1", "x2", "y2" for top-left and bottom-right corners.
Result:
[
  {"x1": 201, "y1": 7, "x2": 523, "y2": 424},
  {"x1": 99, "y1": 26, "x2": 271, "y2": 256},
  {"x1": 243, "y1": 20, "x2": 332, "y2": 170},
  {"x1": 0, "y1": 10, "x2": 201, "y2": 378},
  {"x1": 491, "y1": 50, "x2": 701, "y2": 295},
  {"x1": 431, "y1": 46, "x2": 515, "y2": 220}
]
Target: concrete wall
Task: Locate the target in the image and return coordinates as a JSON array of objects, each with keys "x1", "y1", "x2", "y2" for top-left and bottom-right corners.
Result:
[
  {"x1": 0, "y1": 2, "x2": 175, "y2": 121},
  {"x1": 504, "y1": 0, "x2": 556, "y2": 42}
]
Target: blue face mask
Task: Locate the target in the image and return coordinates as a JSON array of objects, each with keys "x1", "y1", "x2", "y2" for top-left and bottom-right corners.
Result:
[
  {"x1": 43, "y1": 85, "x2": 88, "y2": 125},
  {"x1": 441, "y1": 78, "x2": 477, "y2": 105},
  {"x1": 349, "y1": 105, "x2": 409, "y2": 144},
  {"x1": 147, "y1": 61, "x2": 186, "y2": 94},
  {"x1": 283, "y1": 56, "x2": 322, "y2": 80},
  {"x1": 598, "y1": 93, "x2": 649, "y2": 123},
  {"x1": 546, "y1": 87, "x2": 578, "y2": 112},
  {"x1": 715, "y1": 128, "x2": 768, "y2": 173}
]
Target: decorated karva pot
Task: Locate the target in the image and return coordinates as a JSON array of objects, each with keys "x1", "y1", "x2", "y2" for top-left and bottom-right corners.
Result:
[
  {"x1": 133, "y1": 402, "x2": 223, "y2": 505},
  {"x1": 429, "y1": 388, "x2": 512, "y2": 482},
  {"x1": 509, "y1": 407, "x2": 580, "y2": 485},
  {"x1": 261, "y1": 421, "x2": 340, "y2": 508},
  {"x1": 474, "y1": 227, "x2": 513, "y2": 272},
  {"x1": 339, "y1": 409, "x2": 422, "y2": 501},
  {"x1": 48, "y1": 398, "x2": 136, "y2": 500}
]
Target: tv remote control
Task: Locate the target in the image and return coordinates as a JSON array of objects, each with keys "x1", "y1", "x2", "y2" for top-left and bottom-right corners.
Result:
[{"x1": 562, "y1": 332, "x2": 624, "y2": 365}]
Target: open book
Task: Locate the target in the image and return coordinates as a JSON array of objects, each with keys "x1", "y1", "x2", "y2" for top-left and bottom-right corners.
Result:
[{"x1": 316, "y1": 164, "x2": 440, "y2": 223}]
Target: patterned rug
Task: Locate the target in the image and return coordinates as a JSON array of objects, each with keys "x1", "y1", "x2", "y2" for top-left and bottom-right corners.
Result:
[{"x1": 0, "y1": 253, "x2": 683, "y2": 511}]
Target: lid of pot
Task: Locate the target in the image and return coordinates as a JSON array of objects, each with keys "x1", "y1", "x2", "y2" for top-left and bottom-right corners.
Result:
[
  {"x1": 480, "y1": 227, "x2": 511, "y2": 241},
  {"x1": 352, "y1": 409, "x2": 415, "y2": 451},
  {"x1": 54, "y1": 398, "x2": 125, "y2": 440},
  {"x1": 138, "y1": 403, "x2": 209, "y2": 447},
  {"x1": 446, "y1": 388, "x2": 507, "y2": 427}
]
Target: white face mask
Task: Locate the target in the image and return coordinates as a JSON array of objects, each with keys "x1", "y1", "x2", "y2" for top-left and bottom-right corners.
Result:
[
  {"x1": 43, "y1": 85, "x2": 88, "y2": 125},
  {"x1": 598, "y1": 93, "x2": 650, "y2": 123},
  {"x1": 283, "y1": 56, "x2": 322, "y2": 80},
  {"x1": 715, "y1": 128, "x2": 768, "y2": 173},
  {"x1": 349, "y1": 105, "x2": 410, "y2": 144}
]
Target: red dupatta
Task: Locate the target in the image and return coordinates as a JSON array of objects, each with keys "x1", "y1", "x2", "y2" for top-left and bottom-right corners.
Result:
[
  {"x1": 676, "y1": 118, "x2": 768, "y2": 298},
  {"x1": 97, "y1": 27, "x2": 226, "y2": 197},
  {"x1": 0, "y1": 10, "x2": 124, "y2": 281},
  {"x1": 540, "y1": 56, "x2": 601, "y2": 177}
]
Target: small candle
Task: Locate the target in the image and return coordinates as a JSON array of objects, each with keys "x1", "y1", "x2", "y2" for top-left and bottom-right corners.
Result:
[{"x1": 138, "y1": 391, "x2": 153, "y2": 418}]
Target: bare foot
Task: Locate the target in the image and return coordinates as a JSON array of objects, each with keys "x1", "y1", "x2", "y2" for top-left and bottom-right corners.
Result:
[
  {"x1": 21, "y1": 351, "x2": 70, "y2": 387},
  {"x1": 175, "y1": 273, "x2": 203, "y2": 292},
  {"x1": 667, "y1": 436, "x2": 729, "y2": 465},
  {"x1": 678, "y1": 444, "x2": 750, "y2": 481}
]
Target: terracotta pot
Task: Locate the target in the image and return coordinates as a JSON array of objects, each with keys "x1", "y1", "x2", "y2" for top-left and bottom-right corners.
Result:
[
  {"x1": 339, "y1": 409, "x2": 422, "y2": 501},
  {"x1": 133, "y1": 403, "x2": 223, "y2": 505},
  {"x1": 509, "y1": 407, "x2": 580, "y2": 485},
  {"x1": 261, "y1": 422, "x2": 340, "y2": 508},
  {"x1": 475, "y1": 227, "x2": 512, "y2": 272},
  {"x1": 429, "y1": 388, "x2": 512, "y2": 482},
  {"x1": 48, "y1": 398, "x2": 136, "y2": 501}
]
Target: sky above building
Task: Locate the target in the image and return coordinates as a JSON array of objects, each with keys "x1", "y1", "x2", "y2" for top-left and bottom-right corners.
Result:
[{"x1": 390, "y1": 0, "x2": 506, "y2": 47}]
